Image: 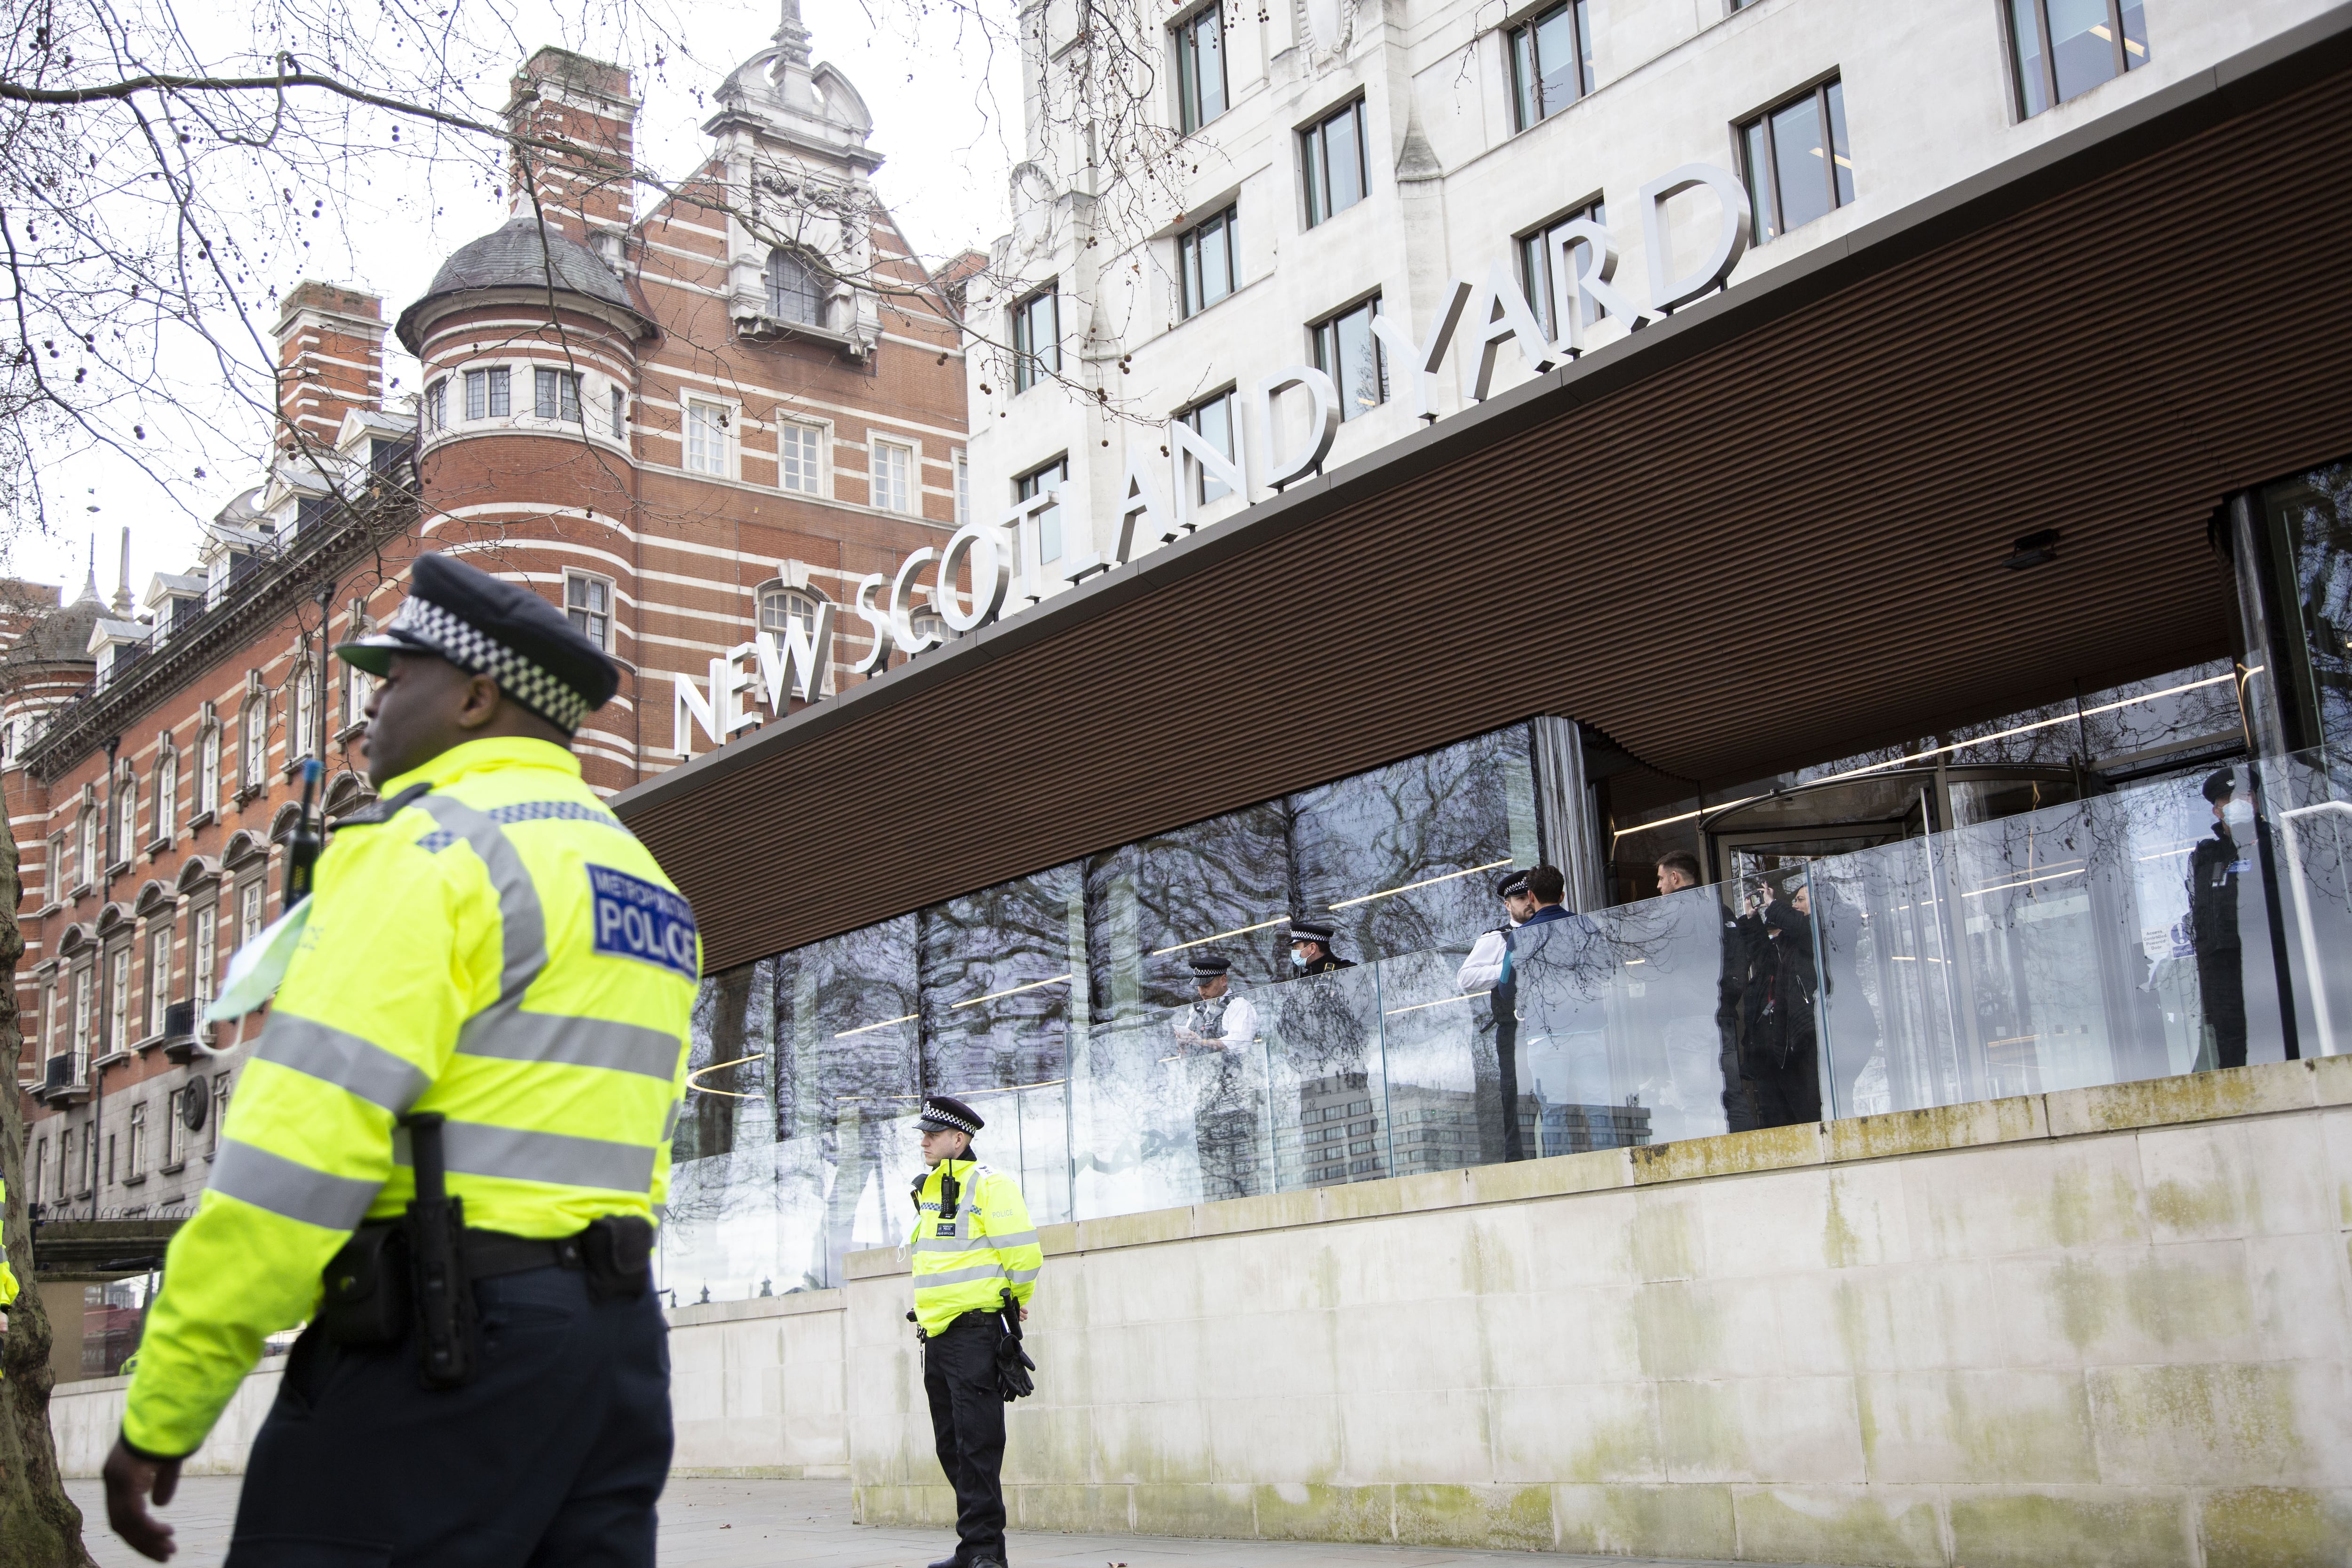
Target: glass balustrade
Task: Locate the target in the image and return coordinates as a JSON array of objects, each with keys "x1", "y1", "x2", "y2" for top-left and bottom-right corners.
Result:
[{"x1": 656, "y1": 757, "x2": 2343, "y2": 1305}]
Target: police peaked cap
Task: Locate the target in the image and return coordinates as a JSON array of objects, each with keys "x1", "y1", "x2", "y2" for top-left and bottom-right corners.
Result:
[
  {"x1": 918, "y1": 1095, "x2": 985, "y2": 1136},
  {"x1": 1287, "y1": 919, "x2": 1338, "y2": 945},
  {"x1": 1494, "y1": 870, "x2": 1530, "y2": 899},
  {"x1": 1187, "y1": 954, "x2": 1232, "y2": 978},
  {"x1": 335, "y1": 553, "x2": 620, "y2": 734},
  {"x1": 2202, "y1": 768, "x2": 2236, "y2": 804}
]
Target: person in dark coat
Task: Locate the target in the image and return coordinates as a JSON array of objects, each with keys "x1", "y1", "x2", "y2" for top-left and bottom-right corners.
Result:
[
  {"x1": 1736, "y1": 877, "x2": 1822, "y2": 1127},
  {"x1": 2188, "y1": 768, "x2": 2249, "y2": 1070},
  {"x1": 1285, "y1": 919, "x2": 1356, "y2": 975}
]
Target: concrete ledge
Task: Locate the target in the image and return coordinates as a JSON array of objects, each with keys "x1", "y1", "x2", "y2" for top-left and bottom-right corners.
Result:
[
  {"x1": 842, "y1": 1058, "x2": 2338, "y2": 1278},
  {"x1": 666, "y1": 1287, "x2": 844, "y2": 1328},
  {"x1": 669, "y1": 1463, "x2": 852, "y2": 1480}
]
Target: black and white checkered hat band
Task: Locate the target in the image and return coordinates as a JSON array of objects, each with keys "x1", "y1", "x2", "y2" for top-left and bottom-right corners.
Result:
[
  {"x1": 923, "y1": 1104, "x2": 980, "y2": 1134},
  {"x1": 389, "y1": 595, "x2": 593, "y2": 732}
]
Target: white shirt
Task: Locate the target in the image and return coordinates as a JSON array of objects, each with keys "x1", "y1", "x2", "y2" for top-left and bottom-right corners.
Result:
[
  {"x1": 1172, "y1": 992, "x2": 1260, "y2": 1049},
  {"x1": 1457, "y1": 923, "x2": 1519, "y2": 993}
]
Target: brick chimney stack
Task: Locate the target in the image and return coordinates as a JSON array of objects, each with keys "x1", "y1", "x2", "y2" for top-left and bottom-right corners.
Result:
[
  {"x1": 505, "y1": 48, "x2": 639, "y2": 254},
  {"x1": 273, "y1": 281, "x2": 386, "y2": 451}
]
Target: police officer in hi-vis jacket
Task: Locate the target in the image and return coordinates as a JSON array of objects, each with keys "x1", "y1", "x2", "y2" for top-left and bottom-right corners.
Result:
[{"x1": 103, "y1": 553, "x2": 699, "y2": 1567}]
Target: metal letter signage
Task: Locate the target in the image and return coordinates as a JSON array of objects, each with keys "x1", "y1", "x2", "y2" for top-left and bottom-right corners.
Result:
[{"x1": 671, "y1": 161, "x2": 1763, "y2": 761}]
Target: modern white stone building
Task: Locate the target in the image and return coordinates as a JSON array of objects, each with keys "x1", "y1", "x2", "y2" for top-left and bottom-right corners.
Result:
[{"x1": 960, "y1": 0, "x2": 2329, "y2": 579}]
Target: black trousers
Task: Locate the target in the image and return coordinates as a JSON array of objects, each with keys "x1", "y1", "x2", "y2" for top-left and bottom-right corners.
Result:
[
  {"x1": 2197, "y1": 947, "x2": 2249, "y2": 1069},
  {"x1": 1741, "y1": 1039, "x2": 1822, "y2": 1130},
  {"x1": 229, "y1": 1265, "x2": 672, "y2": 1567},
  {"x1": 923, "y1": 1312, "x2": 1008, "y2": 1565}
]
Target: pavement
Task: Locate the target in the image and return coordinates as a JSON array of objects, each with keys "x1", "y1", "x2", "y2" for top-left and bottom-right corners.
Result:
[{"x1": 66, "y1": 1476, "x2": 1756, "y2": 1567}]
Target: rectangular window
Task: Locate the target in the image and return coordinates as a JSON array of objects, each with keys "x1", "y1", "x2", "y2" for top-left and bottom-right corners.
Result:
[
  {"x1": 31, "y1": 1138, "x2": 43, "y2": 1205},
  {"x1": 1740, "y1": 78, "x2": 1853, "y2": 244},
  {"x1": 1516, "y1": 198, "x2": 1607, "y2": 339},
  {"x1": 1311, "y1": 296, "x2": 1388, "y2": 422},
  {"x1": 1174, "y1": 4, "x2": 1228, "y2": 135},
  {"x1": 870, "y1": 439, "x2": 915, "y2": 514},
  {"x1": 1509, "y1": 0, "x2": 1595, "y2": 131},
  {"x1": 1302, "y1": 98, "x2": 1369, "y2": 227},
  {"x1": 1018, "y1": 460, "x2": 1070, "y2": 563},
  {"x1": 57, "y1": 1129, "x2": 71, "y2": 1200},
  {"x1": 47, "y1": 832, "x2": 64, "y2": 900},
  {"x1": 127, "y1": 1100, "x2": 147, "y2": 1179},
  {"x1": 464, "y1": 366, "x2": 510, "y2": 420},
  {"x1": 193, "y1": 906, "x2": 216, "y2": 1015},
  {"x1": 685, "y1": 401, "x2": 729, "y2": 475},
  {"x1": 80, "y1": 812, "x2": 99, "y2": 888},
  {"x1": 154, "y1": 752, "x2": 177, "y2": 844},
  {"x1": 424, "y1": 379, "x2": 446, "y2": 431},
  {"x1": 565, "y1": 574, "x2": 612, "y2": 651},
  {"x1": 212, "y1": 1074, "x2": 230, "y2": 1155},
  {"x1": 954, "y1": 451, "x2": 969, "y2": 525},
  {"x1": 198, "y1": 724, "x2": 220, "y2": 816},
  {"x1": 2010, "y1": 0, "x2": 2148, "y2": 117},
  {"x1": 239, "y1": 879, "x2": 264, "y2": 946},
  {"x1": 611, "y1": 388, "x2": 628, "y2": 440},
  {"x1": 292, "y1": 670, "x2": 316, "y2": 762},
  {"x1": 535, "y1": 367, "x2": 582, "y2": 421},
  {"x1": 1181, "y1": 391, "x2": 1239, "y2": 503},
  {"x1": 164, "y1": 1090, "x2": 185, "y2": 1166},
  {"x1": 108, "y1": 948, "x2": 130, "y2": 1055},
  {"x1": 1012, "y1": 287, "x2": 1060, "y2": 393},
  {"x1": 147, "y1": 925, "x2": 171, "y2": 1037},
  {"x1": 1177, "y1": 206, "x2": 1239, "y2": 318},
  {"x1": 779, "y1": 421, "x2": 824, "y2": 495}
]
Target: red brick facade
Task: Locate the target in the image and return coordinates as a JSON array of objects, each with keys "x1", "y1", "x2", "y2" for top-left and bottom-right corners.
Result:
[{"x1": 5, "y1": 32, "x2": 968, "y2": 1223}]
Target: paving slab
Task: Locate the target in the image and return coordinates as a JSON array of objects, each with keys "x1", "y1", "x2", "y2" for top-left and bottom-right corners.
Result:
[{"x1": 67, "y1": 1476, "x2": 1789, "y2": 1567}]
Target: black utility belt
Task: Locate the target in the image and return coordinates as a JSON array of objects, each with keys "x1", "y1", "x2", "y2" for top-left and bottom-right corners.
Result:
[{"x1": 319, "y1": 1214, "x2": 654, "y2": 1353}]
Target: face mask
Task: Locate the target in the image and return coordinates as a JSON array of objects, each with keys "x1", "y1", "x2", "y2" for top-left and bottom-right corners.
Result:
[
  {"x1": 206, "y1": 896, "x2": 312, "y2": 1026},
  {"x1": 2222, "y1": 801, "x2": 2255, "y2": 828},
  {"x1": 1290, "y1": 951, "x2": 1309, "y2": 970}
]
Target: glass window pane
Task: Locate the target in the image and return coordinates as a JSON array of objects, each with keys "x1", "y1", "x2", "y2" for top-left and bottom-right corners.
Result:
[
  {"x1": 1519, "y1": 233, "x2": 1551, "y2": 338},
  {"x1": 1511, "y1": 27, "x2": 1538, "y2": 131},
  {"x1": 1743, "y1": 120, "x2": 1777, "y2": 243},
  {"x1": 1534, "y1": 5, "x2": 1579, "y2": 119},
  {"x1": 1326, "y1": 104, "x2": 1364, "y2": 215},
  {"x1": 1824, "y1": 81, "x2": 1854, "y2": 207},
  {"x1": 1304, "y1": 126, "x2": 1328, "y2": 223},
  {"x1": 1192, "y1": 395, "x2": 1234, "y2": 502},
  {"x1": 465, "y1": 370, "x2": 485, "y2": 421},
  {"x1": 2121, "y1": 0, "x2": 2149, "y2": 68},
  {"x1": 1201, "y1": 215, "x2": 1232, "y2": 305},
  {"x1": 1197, "y1": 9, "x2": 1226, "y2": 123},
  {"x1": 488, "y1": 367, "x2": 509, "y2": 417},
  {"x1": 1573, "y1": 0, "x2": 1594, "y2": 95},
  {"x1": 2047, "y1": 0, "x2": 2121, "y2": 103},
  {"x1": 1334, "y1": 302, "x2": 1382, "y2": 420},
  {"x1": 1769, "y1": 95, "x2": 1832, "y2": 234},
  {"x1": 1178, "y1": 29, "x2": 1200, "y2": 132},
  {"x1": 2011, "y1": 0, "x2": 2050, "y2": 115}
]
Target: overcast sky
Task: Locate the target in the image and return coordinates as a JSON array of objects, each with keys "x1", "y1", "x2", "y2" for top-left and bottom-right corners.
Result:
[{"x1": 22, "y1": 0, "x2": 1015, "y2": 605}]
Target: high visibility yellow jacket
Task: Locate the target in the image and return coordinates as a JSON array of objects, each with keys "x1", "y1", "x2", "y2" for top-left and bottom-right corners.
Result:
[
  {"x1": 123, "y1": 738, "x2": 699, "y2": 1458},
  {"x1": 0, "y1": 1178, "x2": 18, "y2": 1305},
  {"x1": 908, "y1": 1156, "x2": 1041, "y2": 1335}
]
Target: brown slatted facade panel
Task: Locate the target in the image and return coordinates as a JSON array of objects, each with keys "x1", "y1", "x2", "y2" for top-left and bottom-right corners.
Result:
[{"x1": 636, "y1": 61, "x2": 2352, "y2": 971}]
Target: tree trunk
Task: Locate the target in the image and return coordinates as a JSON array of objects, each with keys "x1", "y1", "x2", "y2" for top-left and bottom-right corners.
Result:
[{"x1": 0, "y1": 776, "x2": 95, "y2": 1567}]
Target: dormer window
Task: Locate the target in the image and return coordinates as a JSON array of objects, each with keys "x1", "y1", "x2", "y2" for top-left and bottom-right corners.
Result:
[{"x1": 766, "y1": 250, "x2": 822, "y2": 325}]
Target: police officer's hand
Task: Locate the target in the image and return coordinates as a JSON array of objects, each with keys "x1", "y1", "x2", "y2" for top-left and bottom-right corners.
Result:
[{"x1": 102, "y1": 1435, "x2": 180, "y2": 1560}]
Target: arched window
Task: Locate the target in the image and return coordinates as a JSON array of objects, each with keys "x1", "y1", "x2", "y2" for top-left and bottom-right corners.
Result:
[
  {"x1": 759, "y1": 586, "x2": 824, "y2": 644},
  {"x1": 765, "y1": 249, "x2": 821, "y2": 325}
]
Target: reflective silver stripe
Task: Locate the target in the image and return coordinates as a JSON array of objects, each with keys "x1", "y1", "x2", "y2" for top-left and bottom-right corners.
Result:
[
  {"x1": 913, "y1": 1228, "x2": 1041, "y2": 1254},
  {"x1": 257, "y1": 1014, "x2": 430, "y2": 1114},
  {"x1": 209, "y1": 1139, "x2": 381, "y2": 1231},
  {"x1": 914, "y1": 1263, "x2": 1023, "y2": 1288},
  {"x1": 661, "y1": 1101, "x2": 683, "y2": 1138},
  {"x1": 1006, "y1": 1266, "x2": 1041, "y2": 1283},
  {"x1": 459, "y1": 1011, "x2": 683, "y2": 1081},
  {"x1": 416, "y1": 795, "x2": 546, "y2": 1008},
  {"x1": 397, "y1": 1121, "x2": 655, "y2": 1193}
]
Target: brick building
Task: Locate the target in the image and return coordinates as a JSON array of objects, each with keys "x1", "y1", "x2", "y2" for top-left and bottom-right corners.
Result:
[{"x1": 5, "y1": 12, "x2": 971, "y2": 1234}]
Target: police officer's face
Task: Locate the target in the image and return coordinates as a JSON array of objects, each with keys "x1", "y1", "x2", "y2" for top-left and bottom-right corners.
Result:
[
  {"x1": 360, "y1": 651, "x2": 504, "y2": 788},
  {"x1": 1503, "y1": 891, "x2": 1538, "y2": 922},
  {"x1": 1195, "y1": 974, "x2": 1228, "y2": 999},
  {"x1": 920, "y1": 1127, "x2": 970, "y2": 1167}
]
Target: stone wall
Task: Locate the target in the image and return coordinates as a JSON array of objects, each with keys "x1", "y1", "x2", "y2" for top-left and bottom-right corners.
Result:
[
  {"x1": 48, "y1": 1057, "x2": 2352, "y2": 1565},
  {"x1": 846, "y1": 1058, "x2": 2352, "y2": 1567},
  {"x1": 51, "y1": 1363, "x2": 281, "y2": 1478}
]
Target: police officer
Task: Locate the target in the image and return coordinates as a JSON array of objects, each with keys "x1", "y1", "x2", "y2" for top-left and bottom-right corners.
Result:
[
  {"x1": 1171, "y1": 955, "x2": 1263, "y2": 1200},
  {"x1": 1458, "y1": 872, "x2": 1535, "y2": 1160},
  {"x1": 1456, "y1": 870, "x2": 1535, "y2": 993},
  {"x1": 1285, "y1": 918, "x2": 1356, "y2": 975},
  {"x1": 102, "y1": 553, "x2": 699, "y2": 1566},
  {"x1": 911, "y1": 1095, "x2": 1042, "y2": 1568},
  {"x1": 0, "y1": 1175, "x2": 18, "y2": 1354},
  {"x1": 2189, "y1": 768, "x2": 2249, "y2": 1069}
]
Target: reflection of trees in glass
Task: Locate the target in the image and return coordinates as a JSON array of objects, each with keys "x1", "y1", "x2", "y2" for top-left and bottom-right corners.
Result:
[
  {"x1": 920, "y1": 862, "x2": 1080, "y2": 1096},
  {"x1": 1290, "y1": 728, "x2": 1529, "y2": 960},
  {"x1": 1088, "y1": 804, "x2": 1290, "y2": 1017},
  {"x1": 2267, "y1": 464, "x2": 2352, "y2": 752},
  {"x1": 667, "y1": 962, "x2": 768, "y2": 1226}
]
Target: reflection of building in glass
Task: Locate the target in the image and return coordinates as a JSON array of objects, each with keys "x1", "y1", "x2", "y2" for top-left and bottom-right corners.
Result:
[{"x1": 1282, "y1": 1073, "x2": 1651, "y2": 1189}]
